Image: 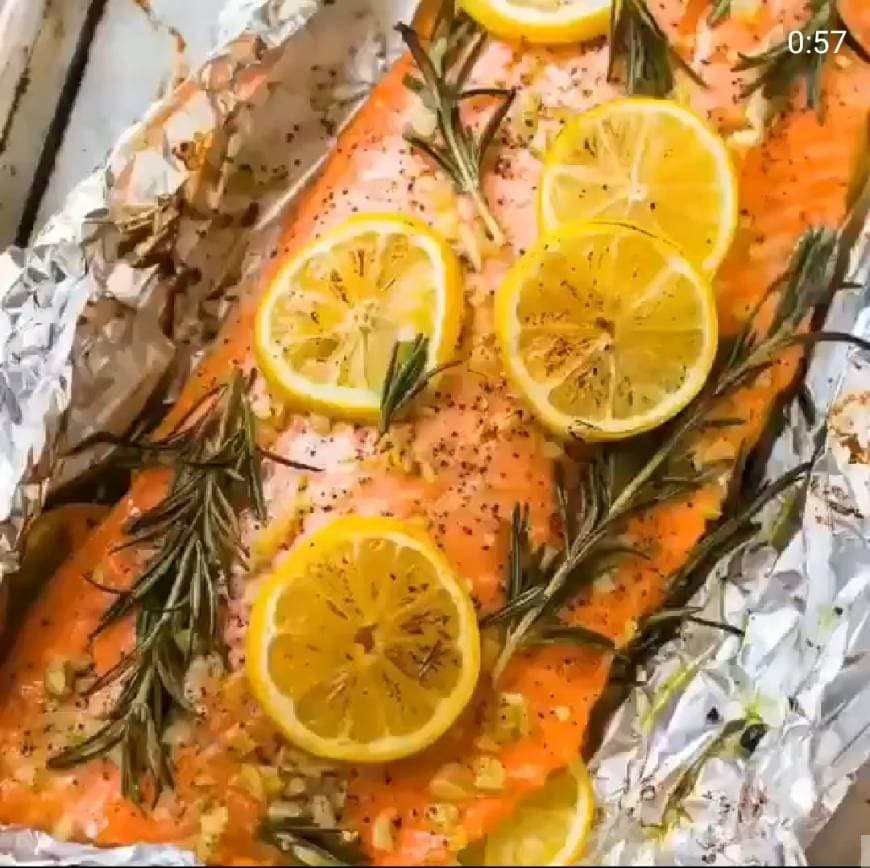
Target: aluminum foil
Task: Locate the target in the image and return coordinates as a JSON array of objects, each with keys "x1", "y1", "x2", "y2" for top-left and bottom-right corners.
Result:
[
  {"x1": 586, "y1": 239, "x2": 870, "y2": 866},
  {"x1": 0, "y1": 0, "x2": 410, "y2": 574},
  {"x1": 0, "y1": 0, "x2": 869, "y2": 865},
  {"x1": 0, "y1": 0, "x2": 412, "y2": 860}
]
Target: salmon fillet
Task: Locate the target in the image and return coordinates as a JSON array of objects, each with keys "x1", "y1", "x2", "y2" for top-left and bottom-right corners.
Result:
[{"x1": 0, "y1": 1, "x2": 867, "y2": 864}]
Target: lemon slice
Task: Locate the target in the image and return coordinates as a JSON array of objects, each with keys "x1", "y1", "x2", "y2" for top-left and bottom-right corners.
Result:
[
  {"x1": 474, "y1": 762, "x2": 594, "y2": 865},
  {"x1": 254, "y1": 213, "x2": 463, "y2": 421},
  {"x1": 539, "y1": 98, "x2": 738, "y2": 274},
  {"x1": 246, "y1": 515, "x2": 480, "y2": 763},
  {"x1": 495, "y1": 220, "x2": 717, "y2": 441},
  {"x1": 460, "y1": 0, "x2": 610, "y2": 43}
]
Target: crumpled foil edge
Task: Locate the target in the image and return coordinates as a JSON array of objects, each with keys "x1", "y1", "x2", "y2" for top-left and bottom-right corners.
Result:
[
  {"x1": 0, "y1": 0, "x2": 322, "y2": 576},
  {"x1": 586, "y1": 235, "x2": 870, "y2": 866}
]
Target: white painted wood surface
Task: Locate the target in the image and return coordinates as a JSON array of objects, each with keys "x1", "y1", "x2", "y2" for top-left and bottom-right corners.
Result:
[
  {"x1": 36, "y1": 0, "x2": 222, "y2": 229},
  {"x1": 0, "y1": 0, "x2": 221, "y2": 247},
  {"x1": 0, "y1": 0, "x2": 94, "y2": 244}
]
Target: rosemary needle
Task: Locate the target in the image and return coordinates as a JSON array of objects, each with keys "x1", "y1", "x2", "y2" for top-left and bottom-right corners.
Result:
[
  {"x1": 379, "y1": 333, "x2": 458, "y2": 437},
  {"x1": 49, "y1": 371, "x2": 303, "y2": 803},
  {"x1": 735, "y1": 0, "x2": 870, "y2": 120},
  {"x1": 261, "y1": 816, "x2": 367, "y2": 866},
  {"x1": 485, "y1": 220, "x2": 870, "y2": 680},
  {"x1": 708, "y1": 0, "x2": 731, "y2": 26},
  {"x1": 397, "y1": 1, "x2": 515, "y2": 243},
  {"x1": 608, "y1": 0, "x2": 705, "y2": 96}
]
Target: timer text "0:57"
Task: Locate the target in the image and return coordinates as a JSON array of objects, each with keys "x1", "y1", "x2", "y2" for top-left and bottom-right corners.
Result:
[{"x1": 787, "y1": 29, "x2": 848, "y2": 54}]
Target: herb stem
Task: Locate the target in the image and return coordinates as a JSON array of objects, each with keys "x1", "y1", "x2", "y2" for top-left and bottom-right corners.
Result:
[
  {"x1": 708, "y1": 0, "x2": 731, "y2": 26},
  {"x1": 49, "y1": 371, "x2": 273, "y2": 802},
  {"x1": 609, "y1": 0, "x2": 705, "y2": 96},
  {"x1": 397, "y1": 4, "x2": 513, "y2": 244},
  {"x1": 490, "y1": 223, "x2": 858, "y2": 681},
  {"x1": 379, "y1": 334, "x2": 458, "y2": 436},
  {"x1": 467, "y1": 185, "x2": 504, "y2": 245},
  {"x1": 440, "y1": 112, "x2": 502, "y2": 241}
]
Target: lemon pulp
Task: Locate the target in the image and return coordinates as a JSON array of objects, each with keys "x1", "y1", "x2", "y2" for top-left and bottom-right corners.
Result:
[
  {"x1": 247, "y1": 516, "x2": 480, "y2": 763},
  {"x1": 495, "y1": 220, "x2": 718, "y2": 440},
  {"x1": 539, "y1": 98, "x2": 738, "y2": 274},
  {"x1": 254, "y1": 213, "x2": 463, "y2": 421}
]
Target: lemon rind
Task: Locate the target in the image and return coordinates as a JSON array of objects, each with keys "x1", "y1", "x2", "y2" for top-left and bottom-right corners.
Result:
[
  {"x1": 254, "y1": 213, "x2": 463, "y2": 422},
  {"x1": 538, "y1": 97, "x2": 739, "y2": 275},
  {"x1": 461, "y1": 0, "x2": 611, "y2": 45},
  {"x1": 495, "y1": 220, "x2": 718, "y2": 442},
  {"x1": 247, "y1": 516, "x2": 481, "y2": 763},
  {"x1": 482, "y1": 761, "x2": 595, "y2": 866}
]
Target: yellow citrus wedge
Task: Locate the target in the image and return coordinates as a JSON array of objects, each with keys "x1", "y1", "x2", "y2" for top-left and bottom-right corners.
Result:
[
  {"x1": 246, "y1": 515, "x2": 480, "y2": 763},
  {"x1": 539, "y1": 98, "x2": 738, "y2": 274},
  {"x1": 460, "y1": 0, "x2": 610, "y2": 43},
  {"x1": 254, "y1": 213, "x2": 463, "y2": 421},
  {"x1": 495, "y1": 220, "x2": 718, "y2": 441},
  {"x1": 469, "y1": 762, "x2": 595, "y2": 865}
]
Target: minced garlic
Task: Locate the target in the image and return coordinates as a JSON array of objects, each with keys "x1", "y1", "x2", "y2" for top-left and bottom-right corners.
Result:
[
  {"x1": 193, "y1": 773, "x2": 217, "y2": 788},
  {"x1": 267, "y1": 800, "x2": 305, "y2": 822},
  {"x1": 44, "y1": 660, "x2": 71, "y2": 699},
  {"x1": 284, "y1": 775, "x2": 308, "y2": 797},
  {"x1": 429, "y1": 762, "x2": 475, "y2": 801},
  {"x1": 728, "y1": 88, "x2": 776, "y2": 151},
  {"x1": 424, "y1": 802, "x2": 461, "y2": 833},
  {"x1": 480, "y1": 629, "x2": 502, "y2": 674},
  {"x1": 416, "y1": 172, "x2": 455, "y2": 209},
  {"x1": 553, "y1": 705, "x2": 571, "y2": 722},
  {"x1": 236, "y1": 764, "x2": 266, "y2": 801},
  {"x1": 69, "y1": 653, "x2": 93, "y2": 675},
  {"x1": 252, "y1": 483, "x2": 309, "y2": 567},
  {"x1": 408, "y1": 99, "x2": 438, "y2": 139},
  {"x1": 258, "y1": 765, "x2": 283, "y2": 799},
  {"x1": 510, "y1": 91, "x2": 542, "y2": 146},
  {"x1": 372, "y1": 808, "x2": 398, "y2": 852},
  {"x1": 472, "y1": 756, "x2": 506, "y2": 793},
  {"x1": 225, "y1": 724, "x2": 258, "y2": 758},
  {"x1": 183, "y1": 653, "x2": 225, "y2": 711},
  {"x1": 622, "y1": 618, "x2": 639, "y2": 647},
  {"x1": 196, "y1": 805, "x2": 229, "y2": 861},
  {"x1": 482, "y1": 691, "x2": 532, "y2": 746},
  {"x1": 162, "y1": 717, "x2": 195, "y2": 748},
  {"x1": 310, "y1": 793, "x2": 337, "y2": 828}
]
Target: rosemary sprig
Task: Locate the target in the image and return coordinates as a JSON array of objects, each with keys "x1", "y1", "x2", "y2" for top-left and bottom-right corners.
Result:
[
  {"x1": 480, "y1": 503, "x2": 617, "y2": 652},
  {"x1": 379, "y1": 333, "x2": 458, "y2": 437},
  {"x1": 608, "y1": 0, "x2": 705, "y2": 96},
  {"x1": 708, "y1": 0, "x2": 731, "y2": 26},
  {"x1": 615, "y1": 458, "x2": 814, "y2": 671},
  {"x1": 262, "y1": 816, "x2": 368, "y2": 866},
  {"x1": 735, "y1": 0, "x2": 870, "y2": 120},
  {"x1": 396, "y1": 2, "x2": 515, "y2": 243},
  {"x1": 485, "y1": 222, "x2": 870, "y2": 680},
  {"x1": 48, "y1": 371, "x2": 309, "y2": 803}
]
